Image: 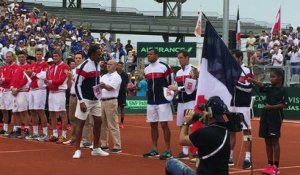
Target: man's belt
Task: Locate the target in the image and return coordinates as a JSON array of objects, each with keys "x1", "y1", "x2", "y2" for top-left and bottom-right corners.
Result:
[{"x1": 101, "y1": 97, "x2": 117, "y2": 101}]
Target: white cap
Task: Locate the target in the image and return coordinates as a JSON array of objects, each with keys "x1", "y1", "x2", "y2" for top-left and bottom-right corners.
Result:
[
  {"x1": 71, "y1": 36, "x2": 77, "y2": 40},
  {"x1": 41, "y1": 37, "x2": 46, "y2": 41},
  {"x1": 30, "y1": 38, "x2": 35, "y2": 42},
  {"x1": 47, "y1": 58, "x2": 54, "y2": 62}
]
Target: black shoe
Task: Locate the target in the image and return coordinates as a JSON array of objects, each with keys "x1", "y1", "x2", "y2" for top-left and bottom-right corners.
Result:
[
  {"x1": 100, "y1": 146, "x2": 109, "y2": 151},
  {"x1": 8, "y1": 131, "x2": 17, "y2": 138},
  {"x1": 16, "y1": 128, "x2": 22, "y2": 139},
  {"x1": 24, "y1": 129, "x2": 30, "y2": 138},
  {"x1": 175, "y1": 152, "x2": 189, "y2": 160},
  {"x1": 111, "y1": 148, "x2": 122, "y2": 153}
]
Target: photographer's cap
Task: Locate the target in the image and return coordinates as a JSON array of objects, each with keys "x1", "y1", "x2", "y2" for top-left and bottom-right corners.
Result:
[
  {"x1": 163, "y1": 87, "x2": 175, "y2": 101},
  {"x1": 206, "y1": 96, "x2": 229, "y2": 123}
]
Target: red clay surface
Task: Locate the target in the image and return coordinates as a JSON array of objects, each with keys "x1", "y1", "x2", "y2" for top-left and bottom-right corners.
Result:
[{"x1": 0, "y1": 116, "x2": 300, "y2": 175}]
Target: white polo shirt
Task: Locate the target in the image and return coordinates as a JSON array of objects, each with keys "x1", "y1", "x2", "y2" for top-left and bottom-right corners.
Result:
[
  {"x1": 272, "y1": 53, "x2": 284, "y2": 66},
  {"x1": 100, "y1": 71, "x2": 122, "y2": 99}
]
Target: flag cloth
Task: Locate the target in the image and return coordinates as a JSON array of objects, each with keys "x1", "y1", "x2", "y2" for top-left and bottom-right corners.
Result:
[
  {"x1": 271, "y1": 7, "x2": 281, "y2": 36},
  {"x1": 195, "y1": 20, "x2": 242, "y2": 111},
  {"x1": 194, "y1": 11, "x2": 202, "y2": 37},
  {"x1": 236, "y1": 8, "x2": 241, "y2": 49}
]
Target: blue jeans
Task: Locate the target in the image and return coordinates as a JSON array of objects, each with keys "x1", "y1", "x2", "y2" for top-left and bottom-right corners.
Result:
[
  {"x1": 165, "y1": 158, "x2": 197, "y2": 175},
  {"x1": 290, "y1": 62, "x2": 300, "y2": 75}
]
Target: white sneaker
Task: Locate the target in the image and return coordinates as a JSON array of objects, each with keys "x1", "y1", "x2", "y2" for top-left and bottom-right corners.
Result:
[
  {"x1": 72, "y1": 150, "x2": 81, "y2": 159},
  {"x1": 91, "y1": 148, "x2": 109, "y2": 156}
]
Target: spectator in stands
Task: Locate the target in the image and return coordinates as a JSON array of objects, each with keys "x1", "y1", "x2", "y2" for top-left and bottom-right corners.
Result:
[
  {"x1": 287, "y1": 44, "x2": 300, "y2": 75},
  {"x1": 127, "y1": 74, "x2": 136, "y2": 97},
  {"x1": 272, "y1": 46, "x2": 284, "y2": 66},
  {"x1": 246, "y1": 31, "x2": 256, "y2": 66},
  {"x1": 135, "y1": 74, "x2": 147, "y2": 97},
  {"x1": 257, "y1": 38, "x2": 268, "y2": 52},
  {"x1": 27, "y1": 38, "x2": 36, "y2": 57},
  {"x1": 268, "y1": 35, "x2": 281, "y2": 51},
  {"x1": 259, "y1": 30, "x2": 269, "y2": 43},
  {"x1": 125, "y1": 40, "x2": 133, "y2": 53}
]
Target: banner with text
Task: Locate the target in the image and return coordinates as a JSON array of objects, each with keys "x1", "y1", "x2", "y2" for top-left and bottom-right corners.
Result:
[
  {"x1": 137, "y1": 42, "x2": 197, "y2": 57},
  {"x1": 253, "y1": 87, "x2": 300, "y2": 120},
  {"x1": 125, "y1": 96, "x2": 147, "y2": 114}
]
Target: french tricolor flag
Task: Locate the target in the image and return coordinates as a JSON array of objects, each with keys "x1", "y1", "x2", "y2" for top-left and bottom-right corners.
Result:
[
  {"x1": 195, "y1": 19, "x2": 242, "y2": 111},
  {"x1": 236, "y1": 8, "x2": 241, "y2": 49}
]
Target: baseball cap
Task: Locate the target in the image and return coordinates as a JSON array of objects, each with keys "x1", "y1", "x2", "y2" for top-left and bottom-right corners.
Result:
[
  {"x1": 205, "y1": 96, "x2": 229, "y2": 123},
  {"x1": 47, "y1": 58, "x2": 54, "y2": 62}
]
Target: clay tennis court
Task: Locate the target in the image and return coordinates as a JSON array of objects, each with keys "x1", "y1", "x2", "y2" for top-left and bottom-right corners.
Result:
[{"x1": 0, "y1": 115, "x2": 299, "y2": 175}]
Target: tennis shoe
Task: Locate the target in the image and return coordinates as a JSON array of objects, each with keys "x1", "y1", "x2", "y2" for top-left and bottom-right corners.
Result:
[
  {"x1": 91, "y1": 148, "x2": 109, "y2": 156},
  {"x1": 143, "y1": 149, "x2": 160, "y2": 158},
  {"x1": 72, "y1": 150, "x2": 81, "y2": 159}
]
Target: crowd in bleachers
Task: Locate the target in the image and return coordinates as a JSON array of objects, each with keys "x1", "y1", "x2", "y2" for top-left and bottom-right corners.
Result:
[
  {"x1": 245, "y1": 28, "x2": 300, "y2": 84},
  {"x1": 0, "y1": 0, "x2": 148, "y2": 145},
  {"x1": 0, "y1": 0, "x2": 147, "y2": 92}
]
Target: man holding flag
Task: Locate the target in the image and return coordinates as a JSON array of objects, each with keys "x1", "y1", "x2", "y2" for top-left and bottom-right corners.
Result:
[{"x1": 165, "y1": 15, "x2": 242, "y2": 175}]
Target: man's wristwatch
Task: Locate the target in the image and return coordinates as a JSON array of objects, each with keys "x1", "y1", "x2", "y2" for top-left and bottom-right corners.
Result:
[{"x1": 182, "y1": 121, "x2": 189, "y2": 126}]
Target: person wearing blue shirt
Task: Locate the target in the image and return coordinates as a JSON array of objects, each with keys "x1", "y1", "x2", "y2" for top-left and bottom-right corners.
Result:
[{"x1": 136, "y1": 75, "x2": 147, "y2": 97}]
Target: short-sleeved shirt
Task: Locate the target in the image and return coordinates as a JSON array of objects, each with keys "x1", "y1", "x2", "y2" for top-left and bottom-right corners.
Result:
[
  {"x1": 260, "y1": 84, "x2": 288, "y2": 106},
  {"x1": 272, "y1": 53, "x2": 284, "y2": 66},
  {"x1": 189, "y1": 123, "x2": 230, "y2": 175},
  {"x1": 136, "y1": 79, "x2": 147, "y2": 96},
  {"x1": 100, "y1": 71, "x2": 122, "y2": 99}
]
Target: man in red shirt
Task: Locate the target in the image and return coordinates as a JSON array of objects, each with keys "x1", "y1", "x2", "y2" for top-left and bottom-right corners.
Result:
[
  {"x1": 10, "y1": 50, "x2": 31, "y2": 138},
  {"x1": 45, "y1": 49, "x2": 69, "y2": 143},
  {"x1": 0, "y1": 51, "x2": 18, "y2": 136},
  {"x1": 26, "y1": 48, "x2": 49, "y2": 141}
]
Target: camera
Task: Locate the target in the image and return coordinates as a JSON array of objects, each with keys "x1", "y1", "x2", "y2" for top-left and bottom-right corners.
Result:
[
  {"x1": 184, "y1": 104, "x2": 246, "y2": 132},
  {"x1": 183, "y1": 109, "x2": 202, "y2": 122}
]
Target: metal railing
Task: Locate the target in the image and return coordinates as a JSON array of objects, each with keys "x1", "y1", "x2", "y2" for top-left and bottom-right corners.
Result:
[{"x1": 251, "y1": 65, "x2": 300, "y2": 87}]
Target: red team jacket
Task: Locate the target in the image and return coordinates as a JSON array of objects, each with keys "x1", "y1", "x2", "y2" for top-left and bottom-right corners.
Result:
[
  {"x1": 10, "y1": 63, "x2": 31, "y2": 91},
  {"x1": 30, "y1": 61, "x2": 49, "y2": 89},
  {"x1": 0, "y1": 63, "x2": 19, "y2": 89},
  {"x1": 46, "y1": 62, "x2": 69, "y2": 91}
]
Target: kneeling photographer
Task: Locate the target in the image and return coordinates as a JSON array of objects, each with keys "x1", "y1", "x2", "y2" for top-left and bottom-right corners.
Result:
[{"x1": 165, "y1": 96, "x2": 231, "y2": 175}]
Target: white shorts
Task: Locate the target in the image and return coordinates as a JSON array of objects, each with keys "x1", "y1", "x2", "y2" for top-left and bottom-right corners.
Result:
[
  {"x1": 176, "y1": 100, "x2": 195, "y2": 126},
  {"x1": 147, "y1": 103, "x2": 173, "y2": 123},
  {"x1": 75, "y1": 99, "x2": 101, "y2": 120},
  {"x1": 229, "y1": 106, "x2": 252, "y2": 130},
  {"x1": 28, "y1": 89, "x2": 47, "y2": 110},
  {"x1": 48, "y1": 91, "x2": 66, "y2": 112},
  {"x1": 0, "y1": 91, "x2": 13, "y2": 110},
  {"x1": 12, "y1": 92, "x2": 29, "y2": 112}
]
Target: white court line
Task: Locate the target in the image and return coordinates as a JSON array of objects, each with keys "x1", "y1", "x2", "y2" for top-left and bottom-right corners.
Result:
[
  {"x1": 0, "y1": 149, "x2": 53, "y2": 154},
  {"x1": 229, "y1": 165, "x2": 300, "y2": 174}
]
